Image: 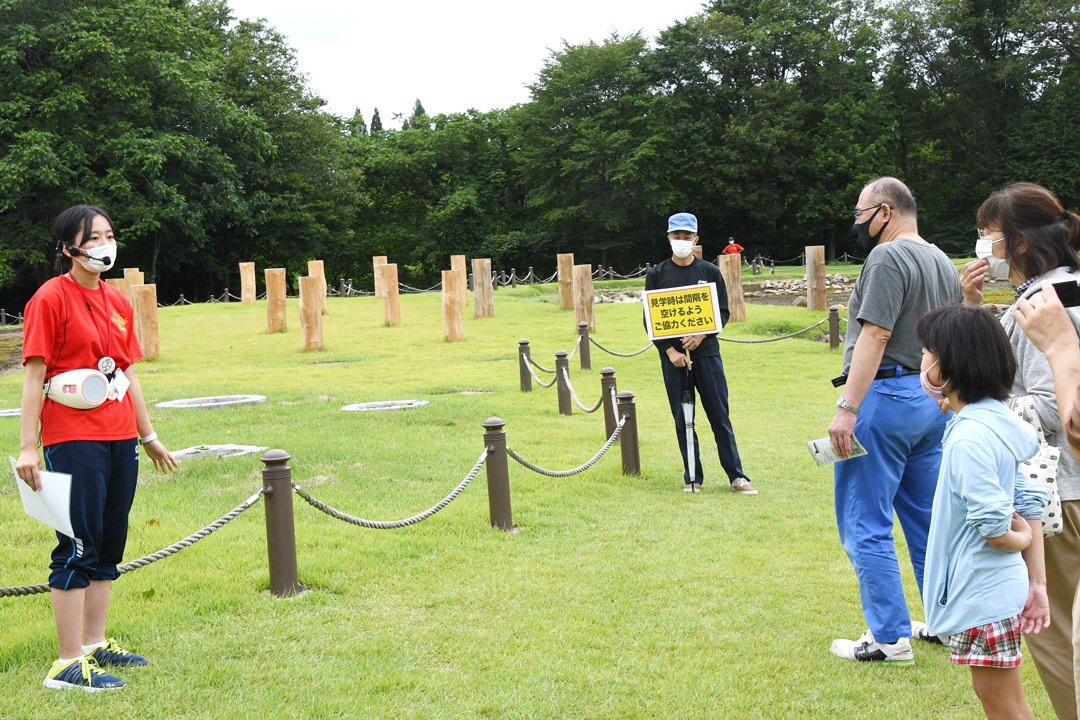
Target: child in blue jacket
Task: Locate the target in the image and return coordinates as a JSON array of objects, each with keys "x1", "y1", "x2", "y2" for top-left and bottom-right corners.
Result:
[{"x1": 918, "y1": 305, "x2": 1049, "y2": 719}]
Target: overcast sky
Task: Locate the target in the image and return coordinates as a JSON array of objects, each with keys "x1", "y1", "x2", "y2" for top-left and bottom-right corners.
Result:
[{"x1": 225, "y1": 0, "x2": 708, "y2": 126}]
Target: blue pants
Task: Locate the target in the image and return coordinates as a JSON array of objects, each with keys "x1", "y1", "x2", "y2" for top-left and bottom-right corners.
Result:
[
  {"x1": 660, "y1": 353, "x2": 747, "y2": 485},
  {"x1": 834, "y1": 373, "x2": 945, "y2": 643},
  {"x1": 44, "y1": 440, "x2": 139, "y2": 590}
]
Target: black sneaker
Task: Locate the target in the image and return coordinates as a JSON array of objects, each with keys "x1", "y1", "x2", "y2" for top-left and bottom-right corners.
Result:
[
  {"x1": 89, "y1": 638, "x2": 149, "y2": 667},
  {"x1": 831, "y1": 630, "x2": 915, "y2": 665}
]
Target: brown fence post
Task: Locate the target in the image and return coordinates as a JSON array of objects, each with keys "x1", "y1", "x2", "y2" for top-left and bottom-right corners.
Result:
[
  {"x1": 372, "y1": 256, "x2": 388, "y2": 298},
  {"x1": 260, "y1": 449, "x2": 301, "y2": 598},
  {"x1": 829, "y1": 306, "x2": 840, "y2": 350},
  {"x1": 617, "y1": 391, "x2": 641, "y2": 476},
  {"x1": 265, "y1": 268, "x2": 287, "y2": 333},
  {"x1": 555, "y1": 350, "x2": 572, "y2": 416},
  {"x1": 483, "y1": 418, "x2": 513, "y2": 531},
  {"x1": 223, "y1": 289, "x2": 229, "y2": 303},
  {"x1": 130, "y1": 284, "x2": 160, "y2": 359},
  {"x1": 806, "y1": 245, "x2": 827, "y2": 311},
  {"x1": 577, "y1": 321, "x2": 592, "y2": 371},
  {"x1": 511, "y1": 268, "x2": 517, "y2": 288},
  {"x1": 299, "y1": 276, "x2": 323, "y2": 350},
  {"x1": 382, "y1": 263, "x2": 401, "y2": 326},
  {"x1": 527, "y1": 266, "x2": 534, "y2": 284},
  {"x1": 572, "y1": 264, "x2": 595, "y2": 332},
  {"x1": 519, "y1": 340, "x2": 532, "y2": 392},
  {"x1": 557, "y1": 253, "x2": 574, "y2": 309},
  {"x1": 600, "y1": 367, "x2": 618, "y2": 441}
]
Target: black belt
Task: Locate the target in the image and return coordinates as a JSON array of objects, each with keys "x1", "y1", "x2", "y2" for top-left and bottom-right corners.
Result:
[{"x1": 831, "y1": 366, "x2": 919, "y2": 388}]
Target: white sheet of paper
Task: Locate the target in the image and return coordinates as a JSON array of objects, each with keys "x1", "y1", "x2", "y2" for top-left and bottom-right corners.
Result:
[
  {"x1": 807, "y1": 435, "x2": 869, "y2": 466},
  {"x1": 9, "y1": 456, "x2": 75, "y2": 538}
]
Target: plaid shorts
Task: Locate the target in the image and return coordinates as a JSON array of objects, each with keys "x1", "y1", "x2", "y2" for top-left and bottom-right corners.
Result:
[{"x1": 948, "y1": 615, "x2": 1023, "y2": 668}]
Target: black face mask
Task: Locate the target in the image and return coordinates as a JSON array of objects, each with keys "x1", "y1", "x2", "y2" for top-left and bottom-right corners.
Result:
[{"x1": 852, "y1": 206, "x2": 888, "y2": 251}]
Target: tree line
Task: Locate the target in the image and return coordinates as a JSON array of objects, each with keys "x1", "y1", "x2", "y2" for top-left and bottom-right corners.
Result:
[{"x1": 2, "y1": 0, "x2": 1078, "y2": 307}]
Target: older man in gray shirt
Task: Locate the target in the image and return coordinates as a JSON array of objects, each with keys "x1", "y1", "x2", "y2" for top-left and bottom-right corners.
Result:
[{"x1": 827, "y1": 177, "x2": 962, "y2": 664}]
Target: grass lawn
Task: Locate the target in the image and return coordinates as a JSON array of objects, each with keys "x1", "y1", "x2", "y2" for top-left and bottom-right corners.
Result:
[{"x1": 0, "y1": 281, "x2": 1051, "y2": 719}]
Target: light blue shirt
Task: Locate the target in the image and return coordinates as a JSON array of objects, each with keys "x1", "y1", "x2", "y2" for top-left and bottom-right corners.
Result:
[{"x1": 924, "y1": 398, "x2": 1048, "y2": 637}]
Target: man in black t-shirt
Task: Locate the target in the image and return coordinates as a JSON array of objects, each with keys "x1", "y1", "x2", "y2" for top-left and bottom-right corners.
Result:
[{"x1": 645, "y1": 212, "x2": 757, "y2": 495}]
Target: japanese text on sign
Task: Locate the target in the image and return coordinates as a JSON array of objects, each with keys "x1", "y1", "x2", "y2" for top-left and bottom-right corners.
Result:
[{"x1": 641, "y1": 282, "x2": 723, "y2": 341}]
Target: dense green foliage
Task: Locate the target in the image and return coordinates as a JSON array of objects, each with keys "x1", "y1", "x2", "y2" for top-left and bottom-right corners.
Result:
[{"x1": 1, "y1": 0, "x2": 1078, "y2": 306}]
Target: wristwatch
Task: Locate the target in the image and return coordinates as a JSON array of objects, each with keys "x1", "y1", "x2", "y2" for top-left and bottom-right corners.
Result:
[{"x1": 836, "y1": 395, "x2": 860, "y2": 415}]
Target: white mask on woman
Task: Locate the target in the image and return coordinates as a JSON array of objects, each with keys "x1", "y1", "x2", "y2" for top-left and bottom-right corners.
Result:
[{"x1": 975, "y1": 237, "x2": 1011, "y2": 281}]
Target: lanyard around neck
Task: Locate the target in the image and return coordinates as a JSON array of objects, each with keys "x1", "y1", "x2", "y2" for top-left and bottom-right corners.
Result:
[{"x1": 66, "y1": 273, "x2": 112, "y2": 361}]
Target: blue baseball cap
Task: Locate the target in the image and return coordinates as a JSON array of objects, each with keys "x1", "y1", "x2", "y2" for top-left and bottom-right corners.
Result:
[{"x1": 667, "y1": 212, "x2": 698, "y2": 234}]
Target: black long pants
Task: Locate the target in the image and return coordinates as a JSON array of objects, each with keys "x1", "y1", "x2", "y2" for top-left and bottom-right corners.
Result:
[{"x1": 660, "y1": 353, "x2": 746, "y2": 485}]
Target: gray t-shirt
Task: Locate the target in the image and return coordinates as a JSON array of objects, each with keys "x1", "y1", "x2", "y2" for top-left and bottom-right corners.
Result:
[{"x1": 843, "y1": 237, "x2": 962, "y2": 373}]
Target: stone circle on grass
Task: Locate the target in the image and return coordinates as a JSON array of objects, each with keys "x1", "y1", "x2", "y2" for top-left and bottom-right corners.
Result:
[
  {"x1": 155, "y1": 395, "x2": 266, "y2": 410},
  {"x1": 341, "y1": 400, "x2": 429, "y2": 412}
]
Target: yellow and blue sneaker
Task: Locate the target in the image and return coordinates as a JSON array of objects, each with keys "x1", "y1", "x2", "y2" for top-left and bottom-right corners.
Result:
[
  {"x1": 43, "y1": 656, "x2": 125, "y2": 692},
  {"x1": 89, "y1": 638, "x2": 149, "y2": 667}
]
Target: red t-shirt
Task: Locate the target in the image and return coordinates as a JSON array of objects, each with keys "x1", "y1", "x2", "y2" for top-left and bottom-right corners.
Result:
[
  {"x1": 22, "y1": 274, "x2": 143, "y2": 445},
  {"x1": 722, "y1": 243, "x2": 744, "y2": 255}
]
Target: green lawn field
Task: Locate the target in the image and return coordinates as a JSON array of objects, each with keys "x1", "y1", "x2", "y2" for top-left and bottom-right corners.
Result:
[{"x1": 0, "y1": 281, "x2": 1051, "y2": 719}]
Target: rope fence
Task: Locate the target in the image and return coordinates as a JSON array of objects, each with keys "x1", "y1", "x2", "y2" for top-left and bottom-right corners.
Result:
[
  {"x1": 507, "y1": 415, "x2": 626, "y2": 478},
  {"x1": 291, "y1": 449, "x2": 488, "y2": 529},
  {"x1": 0, "y1": 488, "x2": 264, "y2": 598}
]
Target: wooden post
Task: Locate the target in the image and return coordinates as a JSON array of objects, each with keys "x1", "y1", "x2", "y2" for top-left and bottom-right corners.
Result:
[
  {"x1": 123, "y1": 268, "x2": 144, "y2": 304},
  {"x1": 472, "y1": 258, "x2": 494, "y2": 318},
  {"x1": 441, "y1": 270, "x2": 463, "y2": 341},
  {"x1": 372, "y1": 256, "x2": 388, "y2": 298},
  {"x1": 307, "y1": 260, "x2": 327, "y2": 314},
  {"x1": 510, "y1": 269, "x2": 517, "y2": 289},
  {"x1": 299, "y1": 276, "x2": 323, "y2": 350},
  {"x1": 106, "y1": 277, "x2": 129, "y2": 298},
  {"x1": 557, "y1": 253, "x2": 574, "y2": 310},
  {"x1": 451, "y1": 255, "x2": 469, "y2": 306},
  {"x1": 130, "y1": 284, "x2": 159, "y2": 359},
  {"x1": 572, "y1": 264, "x2": 595, "y2": 332},
  {"x1": 692, "y1": 246, "x2": 703, "y2": 259},
  {"x1": 382, "y1": 263, "x2": 401, "y2": 326},
  {"x1": 265, "y1": 268, "x2": 287, "y2": 333},
  {"x1": 239, "y1": 262, "x2": 256, "y2": 305},
  {"x1": 717, "y1": 254, "x2": 746, "y2": 323},
  {"x1": 806, "y1": 245, "x2": 827, "y2": 311}
]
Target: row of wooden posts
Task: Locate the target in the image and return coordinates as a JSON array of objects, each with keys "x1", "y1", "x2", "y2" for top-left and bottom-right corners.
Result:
[{"x1": 109, "y1": 245, "x2": 833, "y2": 359}]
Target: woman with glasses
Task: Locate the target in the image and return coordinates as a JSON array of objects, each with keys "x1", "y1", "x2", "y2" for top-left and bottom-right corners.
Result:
[{"x1": 960, "y1": 182, "x2": 1080, "y2": 720}]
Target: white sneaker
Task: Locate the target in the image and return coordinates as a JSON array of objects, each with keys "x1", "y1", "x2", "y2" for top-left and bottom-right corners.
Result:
[
  {"x1": 831, "y1": 631, "x2": 914, "y2": 665},
  {"x1": 731, "y1": 477, "x2": 758, "y2": 495},
  {"x1": 910, "y1": 620, "x2": 947, "y2": 646}
]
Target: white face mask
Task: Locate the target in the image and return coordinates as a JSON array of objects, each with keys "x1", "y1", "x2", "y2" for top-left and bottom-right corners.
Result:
[
  {"x1": 75, "y1": 243, "x2": 117, "y2": 272},
  {"x1": 671, "y1": 239, "x2": 695, "y2": 259},
  {"x1": 975, "y1": 237, "x2": 1010, "y2": 281}
]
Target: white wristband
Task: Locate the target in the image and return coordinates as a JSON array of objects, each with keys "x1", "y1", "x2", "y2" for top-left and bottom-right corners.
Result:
[{"x1": 138, "y1": 432, "x2": 158, "y2": 446}]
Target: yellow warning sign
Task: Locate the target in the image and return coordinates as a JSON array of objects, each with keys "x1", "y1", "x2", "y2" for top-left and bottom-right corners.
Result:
[{"x1": 642, "y1": 282, "x2": 723, "y2": 341}]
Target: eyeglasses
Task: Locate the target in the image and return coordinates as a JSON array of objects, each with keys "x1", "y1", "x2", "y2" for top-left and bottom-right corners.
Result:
[
  {"x1": 851, "y1": 204, "x2": 882, "y2": 221},
  {"x1": 977, "y1": 228, "x2": 1003, "y2": 241}
]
